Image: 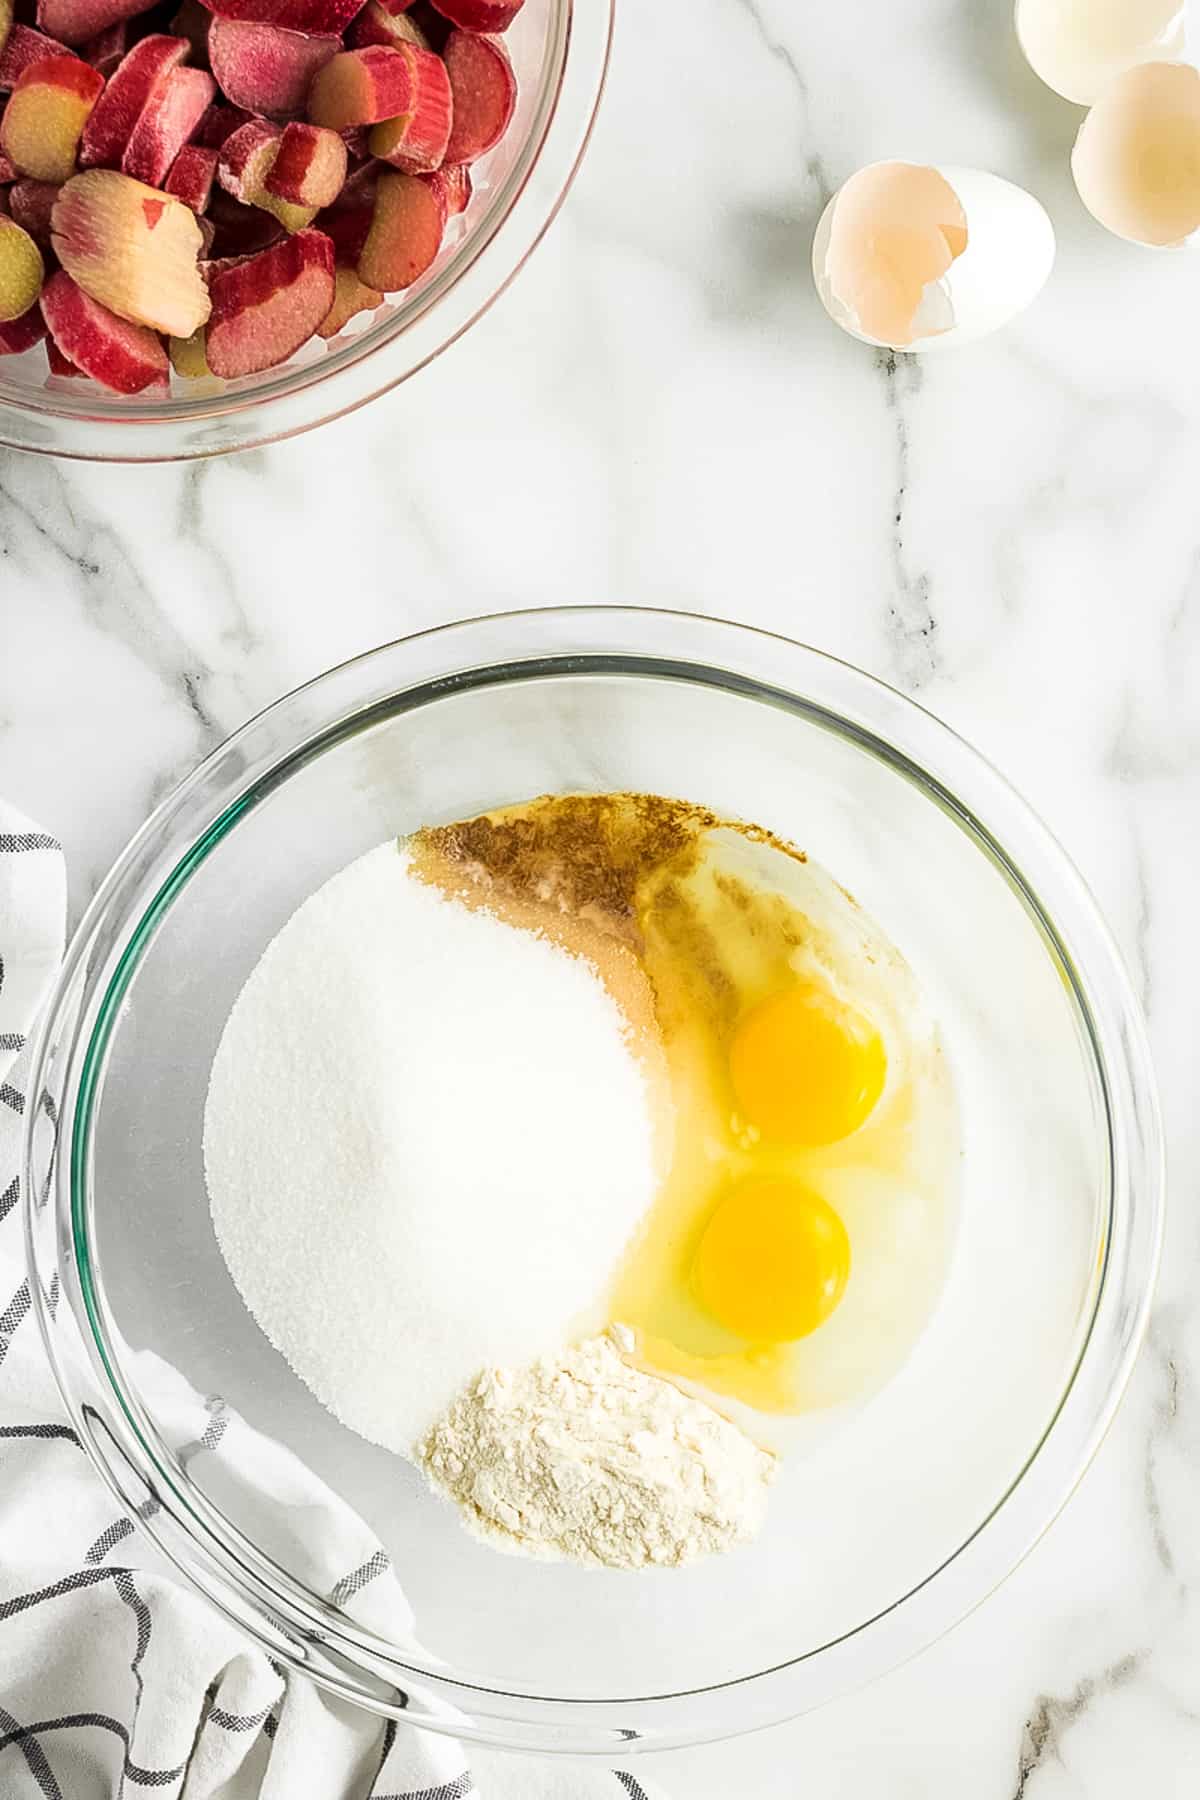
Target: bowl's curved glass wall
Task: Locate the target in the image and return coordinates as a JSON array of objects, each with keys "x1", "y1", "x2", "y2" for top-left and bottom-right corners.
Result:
[
  {"x1": 28, "y1": 613, "x2": 1160, "y2": 1750},
  {"x1": 79, "y1": 668, "x2": 1106, "y2": 1672},
  {"x1": 0, "y1": 0, "x2": 612, "y2": 460}
]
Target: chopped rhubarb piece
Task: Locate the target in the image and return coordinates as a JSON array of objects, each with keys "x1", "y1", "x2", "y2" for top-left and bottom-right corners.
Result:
[
  {"x1": 196, "y1": 0, "x2": 366, "y2": 34},
  {"x1": 0, "y1": 150, "x2": 16, "y2": 184},
  {"x1": 351, "y1": 0, "x2": 429, "y2": 51},
  {"x1": 208, "y1": 183, "x2": 281, "y2": 251},
  {"x1": 169, "y1": 320, "x2": 208, "y2": 374},
  {"x1": 164, "y1": 139, "x2": 217, "y2": 211},
  {"x1": 205, "y1": 223, "x2": 332, "y2": 375},
  {"x1": 315, "y1": 259, "x2": 379, "y2": 335},
  {"x1": 442, "y1": 28, "x2": 512, "y2": 165},
  {"x1": 0, "y1": 298, "x2": 46, "y2": 351},
  {"x1": 194, "y1": 101, "x2": 251, "y2": 148},
  {"x1": 263, "y1": 119, "x2": 345, "y2": 207},
  {"x1": 46, "y1": 333, "x2": 84, "y2": 372},
  {"x1": 209, "y1": 19, "x2": 338, "y2": 119},
  {"x1": 122, "y1": 66, "x2": 215, "y2": 187},
  {"x1": 1, "y1": 55, "x2": 104, "y2": 182},
  {"x1": 0, "y1": 0, "x2": 9, "y2": 59},
  {"x1": 308, "y1": 45, "x2": 413, "y2": 130},
  {"x1": 215, "y1": 117, "x2": 315, "y2": 229},
  {"x1": 367, "y1": 42, "x2": 451, "y2": 173},
  {"x1": 8, "y1": 177, "x2": 58, "y2": 244},
  {"x1": 0, "y1": 26, "x2": 68, "y2": 95},
  {"x1": 424, "y1": 157, "x2": 468, "y2": 216},
  {"x1": 216, "y1": 113, "x2": 278, "y2": 199},
  {"x1": 168, "y1": 0, "x2": 212, "y2": 64},
  {"x1": 37, "y1": 0, "x2": 152, "y2": 50},
  {"x1": 0, "y1": 213, "x2": 43, "y2": 319},
  {"x1": 52, "y1": 167, "x2": 211, "y2": 334},
  {"x1": 357, "y1": 165, "x2": 440, "y2": 289},
  {"x1": 41, "y1": 266, "x2": 170, "y2": 390},
  {"x1": 428, "y1": 0, "x2": 522, "y2": 30},
  {"x1": 80, "y1": 34, "x2": 189, "y2": 170},
  {"x1": 80, "y1": 23, "x2": 128, "y2": 80}
]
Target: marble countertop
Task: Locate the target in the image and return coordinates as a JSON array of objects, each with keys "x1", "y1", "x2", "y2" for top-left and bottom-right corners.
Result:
[{"x1": 2, "y1": 0, "x2": 1198, "y2": 1794}]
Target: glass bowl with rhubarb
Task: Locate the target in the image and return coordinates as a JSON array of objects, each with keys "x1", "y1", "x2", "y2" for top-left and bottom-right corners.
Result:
[{"x1": 0, "y1": 0, "x2": 611, "y2": 458}]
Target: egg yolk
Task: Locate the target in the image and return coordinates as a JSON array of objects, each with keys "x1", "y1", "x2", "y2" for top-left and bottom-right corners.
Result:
[
  {"x1": 728, "y1": 983, "x2": 886, "y2": 1145},
  {"x1": 691, "y1": 1177, "x2": 850, "y2": 1342}
]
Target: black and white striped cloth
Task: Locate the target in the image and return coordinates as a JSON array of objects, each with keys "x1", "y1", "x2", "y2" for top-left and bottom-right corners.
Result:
[{"x1": 0, "y1": 800, "x2": 668, "y2": 1800}]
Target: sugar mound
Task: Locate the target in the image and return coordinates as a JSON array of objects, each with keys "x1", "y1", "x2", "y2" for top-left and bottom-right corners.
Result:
[{"x1": 204, "y1": 842, "x2": 660, "y2": 1454}]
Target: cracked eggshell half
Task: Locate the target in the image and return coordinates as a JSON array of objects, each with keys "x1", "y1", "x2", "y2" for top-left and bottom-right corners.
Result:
[
  {"x1": 1071, "y1": 60, "x2": 1200, "y2": 246},
  {"x1": 1015, "y1": 0, "x2": 1187, "y2": 106},
  {"x1": 812, "y1": 162, "x2": 1056, "y2": 353}
]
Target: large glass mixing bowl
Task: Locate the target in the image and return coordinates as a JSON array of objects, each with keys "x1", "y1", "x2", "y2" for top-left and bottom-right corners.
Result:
[
  {"x1": 0, "y1": 0, "x2": 612, "y2": 461},
  {"x1": 25, "y1": 609, "x2": 1163, "y2": 1753}
]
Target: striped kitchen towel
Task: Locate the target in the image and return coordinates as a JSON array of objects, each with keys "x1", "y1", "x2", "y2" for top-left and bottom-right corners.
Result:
[{"x1": 0, "y1": 799, "x2": 669, "y2": 1800}]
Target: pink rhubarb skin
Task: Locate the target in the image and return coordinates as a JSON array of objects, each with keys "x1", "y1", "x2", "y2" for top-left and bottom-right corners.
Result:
[
  {"x1": 307, "y1": 44, "x2": 413, "y2": 128},
  {"x1": 368, "y1": 40, "x2": 451, "y2": 173},
  {"x1": 37, "y1": 0, "x2": 155, "y2": 50},
  {"x1": 208, "y1": 18, "x2": 339, "y2": 118},
  {"x1": 122, "y1": 65, "x2": 216, "y2": 187},
  {"x1": 41, "y1": 265, "x2": 171, "y2": 389},
  {"x1": 0, "y1": 25, "x2": 69, "y2": 92},
  {"x1": 196, "y1": 0, "x2": 367, "y2": 35},
  {"x1": 205, "y1": 222, "x2": 333, "y2": 375},
  {"x1": 164, "y1": 141, "x2": 218, "y2": 211},
  {"x1": 442, "y1": 28, "x2": 513, "y2": 164},
  {"x1": 428, "y1": 0, "x2": 522, "y2": 31},
  {"x1": 215, "y1": 114, "x2": 279, "y2": 199},
  {"x1": 263, "y1": 119, "x2": 346, "y2": 207},
  {"x1": 79, "y1": 33, "x2": 189, "y2": 169}
]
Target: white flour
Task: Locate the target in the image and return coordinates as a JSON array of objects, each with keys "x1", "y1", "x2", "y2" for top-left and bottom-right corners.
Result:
[
  {"x1": 204, "y1": 843, "x2": 660, "y2": 1452},
  {"x1": 418, "y1": 1328, "x2": 777, "y2": 1568}
]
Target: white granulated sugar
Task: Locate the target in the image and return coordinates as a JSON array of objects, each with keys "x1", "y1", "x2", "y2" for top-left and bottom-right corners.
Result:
[
  {"x1": 418, "y1": 1328, "x2": 777, "y2": 1568},
  {"x1": 204, "y1": 842, "x2": 659, "y2": 1454}
]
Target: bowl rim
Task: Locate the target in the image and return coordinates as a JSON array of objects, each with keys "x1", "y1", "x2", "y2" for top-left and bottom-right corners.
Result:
[
  {"x1": 25, "y1": 606, "x2": 1165, "y2": 1752},
  {"x1": 0, "y1": 0, "x2": 614, "y2": 462}
]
